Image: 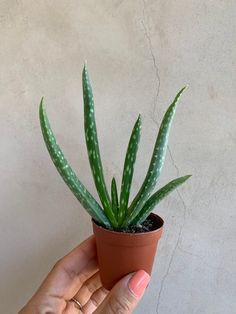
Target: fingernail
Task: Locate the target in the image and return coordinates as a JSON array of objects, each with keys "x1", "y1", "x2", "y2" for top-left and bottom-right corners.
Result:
[{"x1": 128, "y1": 270, "x2": 150, "y2": 298}]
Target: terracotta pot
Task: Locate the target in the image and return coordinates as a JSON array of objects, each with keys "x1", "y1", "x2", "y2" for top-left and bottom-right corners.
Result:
[{"x1": 92, "y1": 213, "x2": 164, "y2": 290}]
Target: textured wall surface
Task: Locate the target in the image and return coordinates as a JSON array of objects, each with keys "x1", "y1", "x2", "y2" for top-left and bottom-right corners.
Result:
[{"x1": 1, "y1": 1, "x2": 236, "y2": 313}]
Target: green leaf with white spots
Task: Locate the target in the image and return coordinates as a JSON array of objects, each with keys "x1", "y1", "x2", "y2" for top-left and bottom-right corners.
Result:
[
  {"x1": 127, "y1": 175, "x2": 191, "y2": 226},
  {"x1": 82, "y1": 64, "x2": 117, "y2": 228},
  {"x1": 118, "y1": 115, "x2": 142, "y2": 225},
  {"x1": 111, "y1": 177, "x2": 119, "y2": 218},
  {"x1": 39, "y1": 98, "x2": 111, "y2": 228},
  {"x1": 126, "y1": 87, "x2": 187, "y2": 226}
]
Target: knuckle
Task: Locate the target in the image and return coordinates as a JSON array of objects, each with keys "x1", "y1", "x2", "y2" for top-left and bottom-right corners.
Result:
[
  {"x1": 77, "y1": 271, "x2": 87, "y2": 282},
  {"x1": 100, "y1": 287, "x2": 109, "y2": 295},
  {"x1": 82, "y1": 273, "x2": 101, "y2": 295},
  {"x1": 89, "y1": 294, "x2": 100, "y2": 308},
  {"x1": 88, "y1": 287, "x2": 108, "y2": 309},
  {"x1": 51, "y1": 258, "x2": 62, "y2": 271},
  {"x1": 108, "y1": 294, "x2": 131, "y2": 314},
  {"x1": 86, "y1": 281, "x2": 98, "y2": 294},
  {"x1": 51, "y1": 259, "x2": 77, "y2": 280}
]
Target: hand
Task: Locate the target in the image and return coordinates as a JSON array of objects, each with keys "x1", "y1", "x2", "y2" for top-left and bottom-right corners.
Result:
[{"x1": 19, "y1": 236, "x2": 150, "y2": 313}]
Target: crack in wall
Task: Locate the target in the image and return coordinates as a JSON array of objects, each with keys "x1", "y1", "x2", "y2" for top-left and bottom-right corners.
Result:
[
  {"x1": 167, "y1": 146, "x2": 180, "y2": 177},
  {"x1": 140, "y1": 1, "x2": 189, "y2": 313},
  {"x1": 156, "y1": 191, "x2": 187, "y2": 314},
  {"x1": 141, "y1": 0, "x2": 160, "y2": 122}
]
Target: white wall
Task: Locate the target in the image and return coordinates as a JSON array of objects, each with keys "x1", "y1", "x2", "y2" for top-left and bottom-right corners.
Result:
[{"x1": 1, "y1": 1, "x2": 235, "y2": 313}]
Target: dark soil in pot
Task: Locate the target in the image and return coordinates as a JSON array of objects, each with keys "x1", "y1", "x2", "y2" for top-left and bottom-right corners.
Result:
[
  {"x1": 95, "y1": 214, "x2": 161, "y2": 233},
  {"x1": 92, "y1": 213, "x2": 164, "y2": 290}
]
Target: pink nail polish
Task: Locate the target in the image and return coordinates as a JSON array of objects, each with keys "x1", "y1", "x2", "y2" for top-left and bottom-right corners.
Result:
[{"x1": 128, "y1": 270, "x2": 150, "y2": 298}]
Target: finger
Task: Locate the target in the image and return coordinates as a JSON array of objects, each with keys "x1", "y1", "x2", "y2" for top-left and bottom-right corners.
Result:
[
  {"x1": 82, "y1": 287, "x2": 108, "y2": 314},
  {"x1": 63, "y1": 300, "x2": 83, "y2": 314},
  {"x1": 38, "y1": 236, "x2": 98, "y2": 300},
  {"x1": 94, "y1": 270, "x2": 150, "y2": 314},
  {"x1": 73, "y1": 271, "x2": 102, "y2": 307}
]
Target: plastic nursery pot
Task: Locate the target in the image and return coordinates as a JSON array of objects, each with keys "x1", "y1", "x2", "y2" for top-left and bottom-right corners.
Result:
[{"x1": 92, "y1": 213, "x2": 164, "y2": 290}]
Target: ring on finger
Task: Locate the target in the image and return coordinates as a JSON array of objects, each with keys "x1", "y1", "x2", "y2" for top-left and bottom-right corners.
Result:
[{"x1": 70, "y1": 297, "x2": 82, "y2": 310}]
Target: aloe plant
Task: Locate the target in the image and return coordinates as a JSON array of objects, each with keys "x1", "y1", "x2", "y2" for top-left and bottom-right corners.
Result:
[{"x1": 39, "y1": 64, "x2": 191, "y2": 230}]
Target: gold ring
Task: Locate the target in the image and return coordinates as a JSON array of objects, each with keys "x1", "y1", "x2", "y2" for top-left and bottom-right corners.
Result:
[{"x1": 71, "y1": 297, "x2": 82, "y2": 309}]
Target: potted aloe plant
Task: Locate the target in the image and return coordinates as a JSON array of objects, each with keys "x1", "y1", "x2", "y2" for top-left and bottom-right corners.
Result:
[{"x1": 39, "y1": 64, "x2": 191, "y2": 289}]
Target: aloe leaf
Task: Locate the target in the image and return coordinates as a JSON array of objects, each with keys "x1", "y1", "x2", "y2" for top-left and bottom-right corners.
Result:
[
  {"x1": 118, "y1": 115, "x2": 142, "y2": 224},
  {"x1": 127, "y1": 87, "x2": 187, "y2": 224},
  {"x1": 82, "y1": 64, "x2": 117, "y2": 228},
  {"x1": 39, "y1": 98, "x2": 111, "y2": 228},
  {"x1": 111, "y1": 177, "x2": 119, "y2": 218},
  {"x1": 126, "y1": 175, "x2": 191, "y2": 226}
]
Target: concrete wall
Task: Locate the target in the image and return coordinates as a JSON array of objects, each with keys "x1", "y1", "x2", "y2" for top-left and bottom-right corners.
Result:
[{"x1": 1, "y1": 1, "x2": 235, "y2": 313}]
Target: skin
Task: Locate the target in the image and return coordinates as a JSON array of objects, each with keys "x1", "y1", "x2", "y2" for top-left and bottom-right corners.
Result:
[{"x1": 19, "y1": 236, "x2": 147, "y2": 314}]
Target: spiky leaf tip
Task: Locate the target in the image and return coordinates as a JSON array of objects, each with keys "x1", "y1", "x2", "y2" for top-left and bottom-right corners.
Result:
[
  {"x1": 127, "y1": 87, "x2": 187, "y2": 223},
  {"x1": 39, "y1": 98, "x2": 111, "y2": 228},
  {"x1": 82, "y1": 64, "x2": 117, "y2": 228},
  {"x1": 125, "y1": 174, "x2": 191, "y2": 227},
  {"x1": 118, "y1": 114, "x2": 142, "y2": 224},
  {"x1": 111, "y1": 177, "x2": 119, "y2": 219}
]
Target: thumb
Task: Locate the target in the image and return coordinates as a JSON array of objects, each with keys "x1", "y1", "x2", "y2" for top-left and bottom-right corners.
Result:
[{"x1": 95, "y1": 270, "x2": 150, "y2": 314}]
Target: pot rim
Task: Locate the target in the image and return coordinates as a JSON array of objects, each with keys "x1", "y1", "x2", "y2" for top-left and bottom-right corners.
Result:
[{"x1": 92, "y1": 212, "x2": 164, "y2": 236}]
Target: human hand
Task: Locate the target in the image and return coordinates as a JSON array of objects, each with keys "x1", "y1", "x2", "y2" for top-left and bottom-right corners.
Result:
[{"x1": 19, "y1": 236, "x2": 150, "y2": 313}]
